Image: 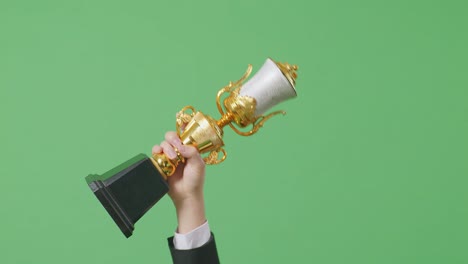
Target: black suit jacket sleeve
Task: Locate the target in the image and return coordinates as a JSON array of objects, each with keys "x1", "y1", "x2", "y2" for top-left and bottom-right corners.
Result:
[{"x1": 167, "y1": 232, "x2": 220, "y2": 264}]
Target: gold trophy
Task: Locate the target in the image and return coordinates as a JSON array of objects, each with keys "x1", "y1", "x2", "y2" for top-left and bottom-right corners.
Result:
[
  {"x1": 152, "y1": 58, "x2": 298, "y2": 178},
  {"x1": 86, "y1": 58, "x2": 298, "y2": 237}
]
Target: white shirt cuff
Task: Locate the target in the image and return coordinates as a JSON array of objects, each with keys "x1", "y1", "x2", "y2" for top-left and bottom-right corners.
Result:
[{"x1": 173, "y1": 221, "x2": 211, "y2": 250}]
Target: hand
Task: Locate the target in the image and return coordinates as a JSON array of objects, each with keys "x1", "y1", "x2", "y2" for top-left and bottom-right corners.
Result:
[{"x1": 152, "y1": 131, "x2": 206, "y2": 234}]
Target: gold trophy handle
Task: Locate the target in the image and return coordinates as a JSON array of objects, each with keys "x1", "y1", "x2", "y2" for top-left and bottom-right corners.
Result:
[
  {"x1": 176, "y1": 105, "x2": 197, "y2": 135},
  {"x1": 203, "y1": 148, "x2": 227, "y2": 165},
  {"x1": 216, "y1": 65, "x2": 253, "y2": 117},
  {"x1": 228, "y1": 110, "x2": 286, "y2": 136}
]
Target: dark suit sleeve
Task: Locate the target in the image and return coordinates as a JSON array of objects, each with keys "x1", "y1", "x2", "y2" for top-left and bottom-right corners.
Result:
[{"x1": 167, "y1": 232, "x2": 220, "y2": 264}]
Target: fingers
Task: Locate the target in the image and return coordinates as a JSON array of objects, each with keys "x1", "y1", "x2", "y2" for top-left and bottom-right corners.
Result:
[
  {"x1": 178, "y1": 145, "x2": 199, "y2": 159},
  {"x1": 152, "y1": 132, "x2": 180, "y2": 158},
  {"x1": 160, "y1": 141, "x2": 177, "y2": 159},
  {"x1": 152, "y1": 145, "x2": 162, "y2": 155},
  {"x1": 165, "y1": 131, "x2": 182, "y2": 149},
  {"x1": 165, "y1": 131, "x2": 199, "y2": 159},
  {"x1": 153, "y1": 131, "x2": 201, "y2": 161}
]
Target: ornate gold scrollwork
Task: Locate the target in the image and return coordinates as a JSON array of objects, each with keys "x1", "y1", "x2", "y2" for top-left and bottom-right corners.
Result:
[
  {"x1": 216, "y1": 64, "x2": 253, "y2": 118},
  {"x1": 152, "y1": 59, "x2": 297, "y2": 178},
  {"x1": 203, "y1": 148, "x2": 227, "y2": 165},
  {"x1": 175, "y1": 105, "x2": 228, "y2": 166},
  {"x1": 176, "y1": 105, "x2": 196, "y2": 135},
  {"x1": 215, "y1": 64, "x2": 287, "y2": 137},
  {"x1": 151, "y1": 153, "x2": 175, "y2": 180},
  {"x1": 228, "y1": 110, "x2": 286, "y2": 136}
]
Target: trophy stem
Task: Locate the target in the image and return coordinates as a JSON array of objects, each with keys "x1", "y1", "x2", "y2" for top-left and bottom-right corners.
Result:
[
  {"x1": 150, "y1": 152, "x2": 184, "y2": 180},
  {"x1": 216, "y1": 112, "x2": 235, "y2": 128}
]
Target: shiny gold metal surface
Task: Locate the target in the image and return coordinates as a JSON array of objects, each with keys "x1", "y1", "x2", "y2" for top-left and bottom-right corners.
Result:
[
  {"x1": 151, "y1": 58, "x2": 298, "y2": 178},
  {"x1": 150, "y1": 154, "x2": 171, "y2": 180},
  {"x1": 179, "y1": 111, "x2": 224, "y2": 153},
  {"x1": 223, "y1": 87, "x2": 257, "y2": 127},
  {"x1": 172, "y1": 147, "x2": 185, "y2": 164},
  {"x1": 275, "y1": 61, "x2": 298, "y2": 87}
]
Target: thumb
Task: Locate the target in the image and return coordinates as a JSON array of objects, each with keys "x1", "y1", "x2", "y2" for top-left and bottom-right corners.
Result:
[
  {"x1": 179, "y1": 145, "x2": 205, "y2": 172},
  {"x1": 179, "y1": 145, "x2": 201, "y2": 160}
]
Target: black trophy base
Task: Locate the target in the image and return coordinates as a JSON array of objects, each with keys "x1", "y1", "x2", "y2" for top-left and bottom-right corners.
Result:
[{"x1": 85, "y1": 154, "x2": 168, "y2": 238}]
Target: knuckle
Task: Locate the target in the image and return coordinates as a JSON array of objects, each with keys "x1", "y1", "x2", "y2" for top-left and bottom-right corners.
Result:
[
  {"x1": 160, "y1": 140, "x2": 167, "y2": 147},
  {"x1": 184, "y1": 145, "x2": 197, "y2": 155},
  {"x1": 152, "y1": 145, "x2": 162, "y2": 152},
  {"x1": 165, "y1": 131, "x2": 177, "y2": 141}
]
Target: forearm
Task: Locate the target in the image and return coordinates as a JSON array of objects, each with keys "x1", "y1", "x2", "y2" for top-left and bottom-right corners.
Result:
[{"x1": 174, "y1": 195, "x2": 206, "y2": 234}]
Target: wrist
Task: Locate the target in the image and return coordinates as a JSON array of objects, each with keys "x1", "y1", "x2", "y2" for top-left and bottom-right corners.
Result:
[{"x1": 174, "y1": 195, "x2": 206, "y2": 234}]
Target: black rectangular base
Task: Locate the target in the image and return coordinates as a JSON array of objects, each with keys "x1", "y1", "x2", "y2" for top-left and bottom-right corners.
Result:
[{"x1": 86, "y1": 154, "x2": 169, "y2": 238}]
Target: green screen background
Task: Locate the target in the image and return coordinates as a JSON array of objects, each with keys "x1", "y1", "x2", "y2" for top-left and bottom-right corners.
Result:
[{"x1": 1, "y1": 0, "x2": 467, "y2": 263}]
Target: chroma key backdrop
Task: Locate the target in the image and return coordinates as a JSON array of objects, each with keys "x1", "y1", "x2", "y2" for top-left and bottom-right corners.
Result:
[{"x1": 1, "y1": 0, "x2": 467, "y2": 263}]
